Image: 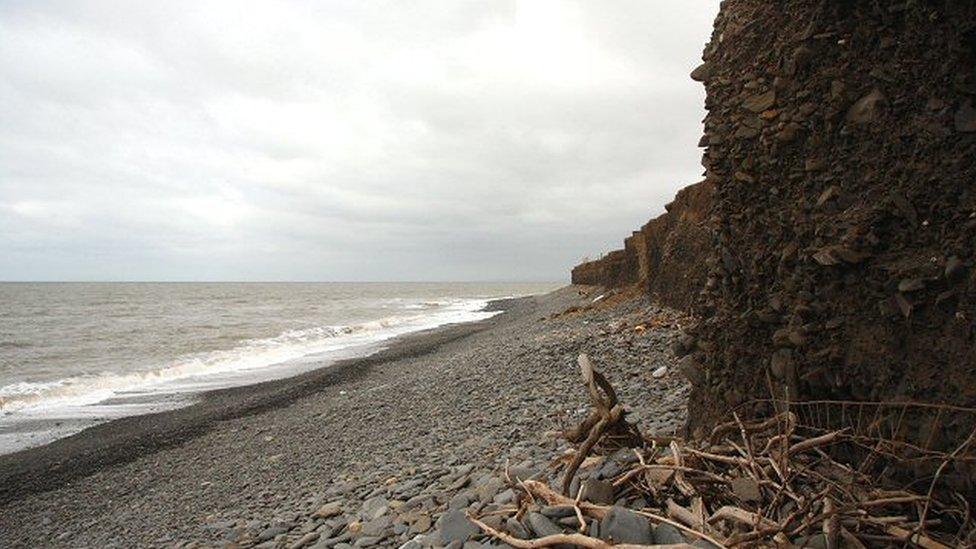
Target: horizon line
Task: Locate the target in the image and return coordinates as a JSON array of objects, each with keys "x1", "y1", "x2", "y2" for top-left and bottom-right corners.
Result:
[{"x1": 0, "y1": 279, "x2": 567, "y2": 284}]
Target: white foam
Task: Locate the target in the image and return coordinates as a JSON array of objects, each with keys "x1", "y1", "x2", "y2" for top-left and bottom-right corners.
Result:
[{"x1": 0, "y1": 298, "x2": 497, "y2": 416}]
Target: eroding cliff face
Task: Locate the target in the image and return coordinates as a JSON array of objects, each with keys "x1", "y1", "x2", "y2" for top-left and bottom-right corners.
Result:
[
  {"x1": 570, "y1": 179, "x2": 714, "y2": 312},
  {"x1": 572, "y1": 0, "x2": 976, "y2": 445},
  {"x1": 687, "y1": 0, "x2": 976, "y2": 435}
]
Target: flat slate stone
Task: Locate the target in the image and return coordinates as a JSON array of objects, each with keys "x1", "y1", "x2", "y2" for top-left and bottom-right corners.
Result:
[
  {"x1": 448, "y1": 493, "x2": 471, "y2": 510},
  {"x1": 353, "y1": 536, "x2": 382, "y2": 547},
  {"x1": 525, "y1": 512, "x2": 562, "y2": 537},
  {"x1": 360, "y1": 516, "x2": 392, "y2": 537},
  {"x1": 438, "y1": 510, "x2": 478, "y2": 544},
  {"x1": 540, "y1": 505, "x2": 576, "y2": 519},
  {"x1": 504, "y1": 518, "x2": 529, "y2": 539},
  {"x1": 653, "y1": 523, "x2": 685, "y2": 544},
  {"x1": 599, "y1": 506, "x2": 654, "y2": 545},
  {"x1": 361, "y1": 497, "x2": 389, "y2": 521},
  {"x1": 257, "y1": 525, "x2": 291, "y2": 542},
  {"x1": 579, "y1": 479, "x2": 615, "y2": 505}
]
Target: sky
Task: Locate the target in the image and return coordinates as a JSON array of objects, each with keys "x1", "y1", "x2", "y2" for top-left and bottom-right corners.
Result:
[{"x1": 0, "y1": 0, "x2": 720, "y2": 282}]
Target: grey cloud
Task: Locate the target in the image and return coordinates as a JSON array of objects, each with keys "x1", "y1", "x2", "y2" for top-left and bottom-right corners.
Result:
[{"x1": 0, "y1": 0, "x2": 719, "y2": 281}]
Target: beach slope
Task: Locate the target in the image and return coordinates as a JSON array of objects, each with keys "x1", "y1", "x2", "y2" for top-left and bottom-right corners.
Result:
[{"x1": 0, "y1": 286, "x2": 689, "y2": 548}]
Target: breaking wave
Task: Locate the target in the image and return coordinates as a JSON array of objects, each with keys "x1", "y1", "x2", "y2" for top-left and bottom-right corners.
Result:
[{"x1": 0, "y1": 298, "x2": 496, "y2": 414}]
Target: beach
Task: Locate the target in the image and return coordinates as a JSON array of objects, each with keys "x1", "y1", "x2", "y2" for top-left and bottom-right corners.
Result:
[{"x1": 0, "y1": 286, "x2": 690, "y2": 548}]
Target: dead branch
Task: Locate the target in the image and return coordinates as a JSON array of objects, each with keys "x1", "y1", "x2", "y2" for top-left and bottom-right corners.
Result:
[
  {"x1": 561, "y1": 354, "x2": 643, "y2": 495},
  {"x1": 501, "y1": 355, "x2": 976, "y2": 549}
]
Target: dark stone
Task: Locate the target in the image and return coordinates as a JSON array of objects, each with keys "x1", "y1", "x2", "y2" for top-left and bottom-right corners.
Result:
[
  {"x1": 540, "y1": 506, "x2": 576, "y2": 519},
  {"x1": 353, "y1": 536, "x2": 382, "y2": 547},
  {"x1": 691, "y1": 62, "x2": 712, "y2": 82},
  {"x1": 599, "y1": 506, "x2": 654, "y2": 545},
  {"x1": 845, "y1": 89, "x2": 886, "y2": 124},
  {"x1": 448, "y1": 493, "x2": 471, "y2": 511},
  {"x1": 955, "y1": 100, "x2": 976, "y2": 132},
  {"x1": 652, "y1": 524, "x2": 685, "y2": 545},
  {"x1": 794, "y1": 533, "x2": 828, "y2": 548},
  {"x1": 504, "y1": 518, "x2": 529, "y2": 540},
  {"x1": 579, "y1": 479, "x2": 615, "y2": 505},
  {"x1": 525, "y1": 512, "x2": 562, "y2": 537},
  {"x1": 743, "y1": 90, "x2": 776, "y2": 113},
  {"x1": 438, "y1": 510, "x2": 478, "y2": 544}
]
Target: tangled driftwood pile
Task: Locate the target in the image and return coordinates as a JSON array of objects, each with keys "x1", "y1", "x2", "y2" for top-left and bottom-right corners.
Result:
[{"x1": 468, "y1": 354, "x2": 976, "y2": 548}]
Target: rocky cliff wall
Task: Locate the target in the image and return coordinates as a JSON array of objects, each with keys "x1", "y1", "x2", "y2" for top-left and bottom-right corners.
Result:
[
  {"x1": 572, "y1": 1, "x2": 976, "y2": 447},
  {"x1": 570, "y1": 179, "x2": 714, "y2": 312},
  {"x1": 684, "y1": 0, "x2": 976, "y2": 437}
]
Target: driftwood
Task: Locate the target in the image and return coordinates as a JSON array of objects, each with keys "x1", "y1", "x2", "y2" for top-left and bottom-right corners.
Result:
[
  {"x1": 469, "y1": 354, "x2": 976, "y2": 548},
  {"x1": 561, "y1": 354, "x2": 643, "y2": 496}
]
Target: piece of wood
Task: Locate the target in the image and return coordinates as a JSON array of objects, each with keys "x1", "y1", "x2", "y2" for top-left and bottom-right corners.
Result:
[
  {"x1": 787, "y1": 429, "x2": 847, "y2": 456},
  {"x1": 562, "y1": 410, "x2": 614, "y2": 496},
  {"x1": 666, "y1": 499, "x2": 698, "y2": 529},
  {"x1": 707, "y1": 505, "x2": 778, "y2": 530},
  {"x1": 822, "y1": 499, "x2": 839, "y2": 549},
  {"x1": 670, "y1": 441, "x2": 695, "y2": 497}
]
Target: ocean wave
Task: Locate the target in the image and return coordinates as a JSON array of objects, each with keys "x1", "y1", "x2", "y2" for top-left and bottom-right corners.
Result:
[{"x1": 0, "y1": 299, "x2": 496, "y2": 414}]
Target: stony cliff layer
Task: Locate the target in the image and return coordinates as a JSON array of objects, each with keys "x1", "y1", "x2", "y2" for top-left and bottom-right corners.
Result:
[
  {"x1": 688, "y1": 0, "x2": 976, "y2": 436},
  {"x1": 570, "y1": 179, "x2": 713, "y2": 312},
  {"x1": 574, "y1": 0, "x2": 976, "y2": 441}
]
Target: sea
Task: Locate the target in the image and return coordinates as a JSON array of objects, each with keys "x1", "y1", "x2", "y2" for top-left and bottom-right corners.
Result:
[{"x1": 0, "y1": 281, "x2": 559, "y2": 454}]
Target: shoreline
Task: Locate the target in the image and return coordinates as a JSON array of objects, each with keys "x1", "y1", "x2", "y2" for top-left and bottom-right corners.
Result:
[
  {"x1": 0, "y1": 286, "x2": 690, "y2": 548},
  {"x1": 0, "y1": 296, "x2": 523, "y2": 506}
]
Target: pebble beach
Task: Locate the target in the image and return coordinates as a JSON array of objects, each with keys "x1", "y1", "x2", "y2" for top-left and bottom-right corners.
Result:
[{"x1": 0, "y1": 286, "x2": 692, "y2": 548}]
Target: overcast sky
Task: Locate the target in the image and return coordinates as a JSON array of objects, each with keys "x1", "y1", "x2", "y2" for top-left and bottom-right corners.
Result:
[{"x1": 0, "y1": 0, "x2": 719, "y2": 282}]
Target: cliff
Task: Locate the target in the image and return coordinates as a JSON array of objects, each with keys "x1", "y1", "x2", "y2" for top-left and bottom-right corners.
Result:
[
  {"x1": 574, "y1": 0, "x2": 976, "y2": 443},
  {"x1": 571, "y1": 179, "x2": 714, "y2": 312}
]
